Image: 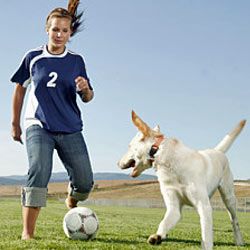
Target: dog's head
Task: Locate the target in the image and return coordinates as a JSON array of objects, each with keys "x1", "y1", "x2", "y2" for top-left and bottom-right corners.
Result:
[{"x1": 118, "y1": 111, "x2": 164, "y2": 178}]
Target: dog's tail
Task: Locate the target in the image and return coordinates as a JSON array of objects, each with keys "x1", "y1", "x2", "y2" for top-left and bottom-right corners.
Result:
[{"x1": 214, "y1": 120, "x2": 246, "y2": 153}]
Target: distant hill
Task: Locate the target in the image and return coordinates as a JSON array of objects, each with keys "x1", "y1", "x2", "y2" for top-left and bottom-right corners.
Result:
[
  {"x1": 0, "y1": 172, "x2": 156, "y2": 185},
  {"x1": 93, "y1": 173, "x2": 156, "y2": 181},
  {"x1": 0, "y1": 177, "x2": 24, "y2": 185}
]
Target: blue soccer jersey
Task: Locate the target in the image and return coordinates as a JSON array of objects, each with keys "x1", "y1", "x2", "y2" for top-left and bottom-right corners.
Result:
[{"x1": 11, "y1": 45, "x2": 93, "y2": 133}]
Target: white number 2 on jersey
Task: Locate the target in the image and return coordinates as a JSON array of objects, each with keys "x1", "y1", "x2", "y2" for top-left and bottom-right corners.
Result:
[{"x1": 47, "y1": 72, "x2": 58, "y2": 87}]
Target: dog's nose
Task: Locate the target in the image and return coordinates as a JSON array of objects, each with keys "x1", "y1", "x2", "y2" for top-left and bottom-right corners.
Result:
[{"x1": 117, "y1": 160, "x2": 125, "y2": 169}]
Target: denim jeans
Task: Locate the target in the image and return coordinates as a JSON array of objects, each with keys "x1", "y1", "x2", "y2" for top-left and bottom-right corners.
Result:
[{"x1": 21, "y1": 125, "x2": 93, "y2": 207}]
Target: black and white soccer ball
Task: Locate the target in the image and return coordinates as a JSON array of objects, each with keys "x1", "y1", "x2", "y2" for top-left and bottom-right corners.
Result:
[{"x1": 63, "y1": 207, "x2": 99, "y2": 240}]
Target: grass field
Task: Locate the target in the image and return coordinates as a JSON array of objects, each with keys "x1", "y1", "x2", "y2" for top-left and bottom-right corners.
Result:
[{"x1": 0, "y1": 198, "x2": 249, "y2": 250}]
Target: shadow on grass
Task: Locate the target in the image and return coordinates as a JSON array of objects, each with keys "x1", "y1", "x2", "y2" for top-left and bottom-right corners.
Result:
[
  {"x1": 94, "y1": 237, "x2": 140, "y2": 245},
  {"x1": 214, "y1": 241, "x2": 250, "y2": 248},
  {"x1": 138, "y1": 235, "x2": 249, "y2": 248},
  {"x1": 165, "y1": 237, "x2": 249, "y2": 248},
  {"x1": 96, "y1": 236, "x2": 198, "y2": 247},
  {"x1": 163, "y1": 237, "x2": 200, "y2": 245}
]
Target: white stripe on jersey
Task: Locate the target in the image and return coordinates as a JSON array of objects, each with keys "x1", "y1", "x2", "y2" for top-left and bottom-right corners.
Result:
[
  {"x1": 23, "y1": 77, "x2": 31, "y2": 88},
  {"x1": 29, "y1": 46, "x2": 68, "y2": 80},
  {"x1": 24, "y1": 81, "x2": 43, "y2": 129}
]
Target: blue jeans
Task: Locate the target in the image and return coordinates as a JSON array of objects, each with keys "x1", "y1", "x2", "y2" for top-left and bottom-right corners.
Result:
[{"x1": 22, "y1": 125, "x2": 93, "y2": 207}]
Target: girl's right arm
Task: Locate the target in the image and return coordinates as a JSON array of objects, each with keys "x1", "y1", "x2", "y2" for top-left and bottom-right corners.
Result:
[{"x1": 11, "y1": 84, "x2": 26, "y2": 144}]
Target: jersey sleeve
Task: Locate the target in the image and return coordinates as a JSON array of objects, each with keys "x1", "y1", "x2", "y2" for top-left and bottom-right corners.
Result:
[
  {"x1": 10, "y1": 52, "x2": 31, "y2": 88},
  {"x1": 79, "y1": 56, "x2": 93, "y2": 91}
]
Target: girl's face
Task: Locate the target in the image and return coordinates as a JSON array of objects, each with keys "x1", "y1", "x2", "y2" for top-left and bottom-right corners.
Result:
[{"x1": 46, "y1": 17, "x2": 72, "y2": 53}]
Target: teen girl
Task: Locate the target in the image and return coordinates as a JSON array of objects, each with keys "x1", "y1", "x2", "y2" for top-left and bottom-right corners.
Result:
[{"x1": 11, "y1": 0, "x2": 94, "y2": 240}]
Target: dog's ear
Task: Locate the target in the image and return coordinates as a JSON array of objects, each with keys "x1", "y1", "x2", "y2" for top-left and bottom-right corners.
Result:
[
  {"x1": 153, "y1": 125, "x2": 161, "y2": 133},
  {"x1": 132, "y1": 110, "x2": 151, "y2": 138}
]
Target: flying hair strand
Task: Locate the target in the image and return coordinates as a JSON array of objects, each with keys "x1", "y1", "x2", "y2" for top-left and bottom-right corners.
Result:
[{"x1": 67, "y1": 0, "x2": 83, "y2": 36}]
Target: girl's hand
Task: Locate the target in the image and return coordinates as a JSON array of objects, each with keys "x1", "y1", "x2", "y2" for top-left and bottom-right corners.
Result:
[
  {"x1": 75, "y1": 76, "x2": 94, "y2": 102},
  {"x1": 12, "y1": 124, "x2": 23, "y2": 144},
  {"x1": 75, "y1": 76, "x2": 90, "y2": 93}
]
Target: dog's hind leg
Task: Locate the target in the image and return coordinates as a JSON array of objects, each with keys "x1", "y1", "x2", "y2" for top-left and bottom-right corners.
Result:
[
  {"x1": 218, "y1": 169, "x2": 244, "y2": 246},
  {"x1": 148, "y1": 190, "x2": 182, "y2": 245}
]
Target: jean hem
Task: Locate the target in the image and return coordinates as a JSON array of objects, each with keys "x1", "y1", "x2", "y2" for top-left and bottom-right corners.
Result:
[{"x1": 21, "y1": 187, "x2": 47, "y2": 207}]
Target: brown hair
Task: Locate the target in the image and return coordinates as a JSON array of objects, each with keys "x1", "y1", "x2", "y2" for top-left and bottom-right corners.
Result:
[{"x1": 46, "y1": 0, "x2": 83, "y2": 37}]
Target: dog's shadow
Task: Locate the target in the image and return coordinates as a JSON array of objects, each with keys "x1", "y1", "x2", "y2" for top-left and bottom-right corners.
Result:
[
  {"x1": 96, "y1": 235, "x2": 239, "y2": 247},
  {"x1": 214, "y1": 241, "x2": 250, "y2": 247},
  {"x1": 163, "y1": 237, "x2": 200, "y2": 245},
  {"x1": 162, "y1": 237, "x2": 249, "y2": 248},
  {"x1": 94, "y1": 235, "x2": 225, "y2": 246},
  {"x1": 96, "y1": 236, "x2": 249, "y2": 248}
]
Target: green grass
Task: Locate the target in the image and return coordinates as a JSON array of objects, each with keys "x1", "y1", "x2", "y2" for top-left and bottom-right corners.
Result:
[{"x1": 0, "y1": 198, "x2": 249, "y2": 250}]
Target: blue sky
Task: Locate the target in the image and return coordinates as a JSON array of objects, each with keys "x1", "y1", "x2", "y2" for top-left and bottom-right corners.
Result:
[{"x1": 0, "y1": 0, "x2": 249, "y2": 179}]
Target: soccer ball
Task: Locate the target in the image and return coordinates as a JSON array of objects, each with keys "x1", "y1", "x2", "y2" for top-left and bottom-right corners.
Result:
[{"x1": 63, "y1": 207, "x2": 99, "y2": 240}]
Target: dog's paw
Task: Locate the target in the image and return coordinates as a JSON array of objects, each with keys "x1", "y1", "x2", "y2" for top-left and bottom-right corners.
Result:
[{"x1": 147, "y1": 234, "x2": 162, "y2": 245}]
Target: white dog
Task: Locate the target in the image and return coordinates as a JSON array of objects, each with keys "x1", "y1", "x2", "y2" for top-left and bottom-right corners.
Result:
[{"x1": 118, "y1": 111, "x2": 245, "y2": 250}]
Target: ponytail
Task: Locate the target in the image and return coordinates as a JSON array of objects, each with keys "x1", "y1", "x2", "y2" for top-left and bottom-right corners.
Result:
[{"x1": 67, "y1": 0, "x2": 83, "y2": 36}]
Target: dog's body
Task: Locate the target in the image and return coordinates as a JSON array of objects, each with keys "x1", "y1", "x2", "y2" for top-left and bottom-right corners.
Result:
[{"x1": 118, "y1": 111, "x2": 245, "y2": 250}]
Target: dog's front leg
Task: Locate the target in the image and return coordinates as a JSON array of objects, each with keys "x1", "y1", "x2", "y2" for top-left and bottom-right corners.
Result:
[
  {"x1": 148, "y1": 191, "x2": 182, "y2": 245},
  {"x1": 196, "y1": 198, "x2": 213, "y2": 250}
]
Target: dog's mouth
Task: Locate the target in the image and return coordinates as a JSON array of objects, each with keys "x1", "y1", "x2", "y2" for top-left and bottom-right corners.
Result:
[{"x1": 121, "y1": 159, "x2": 140, "y2": 178}]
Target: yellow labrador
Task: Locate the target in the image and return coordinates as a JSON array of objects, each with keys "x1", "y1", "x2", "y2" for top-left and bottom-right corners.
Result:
[{"x1": 118, "y1": 111, "x2": 245, "y2": 250}]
